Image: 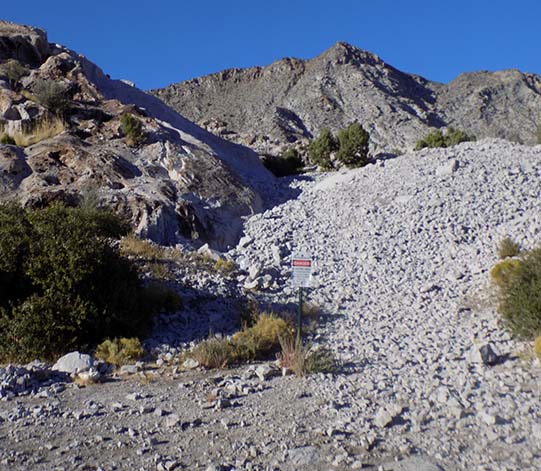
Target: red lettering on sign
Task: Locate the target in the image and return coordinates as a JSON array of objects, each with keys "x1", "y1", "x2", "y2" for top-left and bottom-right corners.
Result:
[{"x1": 292, "y1": 260, "x2": 311, "y2": 267}]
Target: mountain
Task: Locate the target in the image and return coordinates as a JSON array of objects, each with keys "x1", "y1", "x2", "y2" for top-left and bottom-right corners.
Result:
[
  {"x1": 0, "y1": 21, "x2": 274, "y2": 250},
  {"x1": 152, "y1": 42, "x2": 541, "y2": 156}
]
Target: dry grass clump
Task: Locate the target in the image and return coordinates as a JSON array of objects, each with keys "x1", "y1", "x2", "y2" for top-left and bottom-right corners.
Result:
[
  {"x1": 4, "y1": 117, "x2": 65, "y2": 147},
  {"x1": 232, "y1": 313, "x2": 293, "y2": 362},
  {"x1": 497, "y1": 237, "x2": 521, "y2": 259},
  {"x1": 120, "y1": 234, "x2": 168, "y2": 261},
  {"x1": 120, "y1": 235, "x2": 181, "y2": 279},
  {"x1": 191, "y1": 337, "x2": 233, "y2": 369},
  {"x1": 214, "y1": 258, "x2": 237, "y2": 275},
  {"x1": 188, "y1": 312, "x2": 294, "y2": 369},
  {"x1": 95, "y1": 337, "x2": 144, "y2": 366},
  {"x1": 278, "y1": 336, "x2": 336, "y2": 377}
]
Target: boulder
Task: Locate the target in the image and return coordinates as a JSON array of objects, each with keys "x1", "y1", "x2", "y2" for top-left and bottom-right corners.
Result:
[{"x1": 52, "y1": 352, "x2": 94, "y2": 374}]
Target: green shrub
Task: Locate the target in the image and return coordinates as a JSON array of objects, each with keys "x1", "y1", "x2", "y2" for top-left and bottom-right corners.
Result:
[
  {"x1": 490, "y1": 258, "x2": 522, "y2": 288},
  {"x1": 0, "y1": 59, "x2": 28, "y2": 90},
  {"x1": 0, "y1": 203, "x2": 158, "y2": 361},
  {"x1": 309, "y1": 128, "x2": 337, "y2": 170},
  {"x1": 497, "y1": 237, "x2": 521, "y2": 259},
  {"x1": 497, "y1": 247, "x2": 541, "y2": 339},
  {"x1": 415, "y1": 129, "x2": 445, "y2": 150},
  {"x1": 190, "y1": 337, "x2": 233, "y2": 369},
  {"x1": 32, "y1": 79, "x2": 70, "y2": 116},
  {"x1": 95, "y1": 337, "x2": 144, "y2": 366},
  {"x1": 120, "y1": 113, "x2": 145, "y2": 147},
  {"x1": 263, "y1": 148, "x2": 304, "y2": 177},
  {"x1": 445, "y1": 127, "x2": 475, "y2": 147},
  {"x1": 335, "y1": 122, "x2": 370, "y2": 167},
  {"x1": 0, "y1": 134, "x2": 16, "y2": 145},
  {"x1": 232, "y1": 313, "x2": 293, "y2": 361},
  {"x1": 415, "y1": 127, "x2": 475, "y2": 150}
]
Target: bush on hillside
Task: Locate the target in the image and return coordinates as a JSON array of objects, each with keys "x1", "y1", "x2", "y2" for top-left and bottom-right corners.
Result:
[
  {"x1": 0, "y1": 203, "x2": 160, "y2": 361},
  {"x1": 0, "y1": 59, "x2": 28, "y2": 90},
  {"x1": 497, "y1": 247, "x2": 541, "y2": 339},
  {"x1": 32, "y1": 79, "x2": 70, "y2": 116},
  {"x1": 335, "y1": 122, "x2": 370, "y2": 167},
  {"x1": 95, "y1": 337, "x2": 145, "y2": 366},
  {"x1": 415, "y1": 127, "x2": 475, "y2": 150},
  {"x1": 445, "y1": 127, "x2": 475, "y2": 147},
  {"x1": 120, "y1": 112, "x2": 146, "y2": 147},
  {"x1": 309, "y1": 128, "x2": 337, "y2": 170},
  {"x1": 263, "y1": 148, "x2": 304, "y2": 177}
]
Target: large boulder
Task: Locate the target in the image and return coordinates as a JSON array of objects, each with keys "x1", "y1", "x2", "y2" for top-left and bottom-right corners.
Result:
[{"x1": 52, "y1": 352, "x2": 94, "y2": 374}]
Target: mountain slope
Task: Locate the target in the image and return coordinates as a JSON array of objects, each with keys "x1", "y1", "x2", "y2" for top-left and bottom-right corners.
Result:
[
  {"x1": 152, "y1": 42, "x2": 541, "y2": 155},
  {"x1": 0, "y1": 21, "x2": 274, "y2": 250}
]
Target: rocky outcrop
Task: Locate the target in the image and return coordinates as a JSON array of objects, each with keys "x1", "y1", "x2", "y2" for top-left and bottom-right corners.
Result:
[
  {"x1": 153, "y1": 41, "x2": 541, "y2": 155},
  {"x1": 0, "y1": 22, "x2": 274, "y2": 250},
  {"x1": 0, "y1": 21, "x2": 50, "y2": 66}
]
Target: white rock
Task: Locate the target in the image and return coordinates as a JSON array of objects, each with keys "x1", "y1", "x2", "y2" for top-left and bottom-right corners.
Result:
[
  {"x1": 374, "y1": 407, "x2": 393, "y2": 428},
  {"x1": 182, "y1": 358, "x2": 200, "y2": 370},
  {"x1": 52, "y1": 352, "x2": 94, "y2": 374}
]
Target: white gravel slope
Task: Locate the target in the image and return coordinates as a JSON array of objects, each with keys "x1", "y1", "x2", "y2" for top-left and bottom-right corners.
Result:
[{"x1": 230, "y1": 138, "x2": 541, "y2": 470}]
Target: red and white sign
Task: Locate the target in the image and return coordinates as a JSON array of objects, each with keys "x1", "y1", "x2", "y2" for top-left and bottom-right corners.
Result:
[{"x1": 291, "y1": 253, "x2": 313, "y2": 287}]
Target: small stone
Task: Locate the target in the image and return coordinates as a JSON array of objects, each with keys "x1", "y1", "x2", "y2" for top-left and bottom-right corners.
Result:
[
  {"x1": 119, "y1": 364, "x2": 139, "y2": 375},
  {"x1": 126, "y1": 392, "x2": 142, "y2": 401},
  {"x1": 165, "y1": 413, "x2": 181, "y2": 428},
  {"x1": 244, "y1": 278, "x2": 260, "y2": 290},
  {"x1": 479, "y1": 344, "x2": 499, "y2": 366},
  {"x1": 255, "y1": 364, "x2": 276, "y2": 381},
  {"x1": 374, "y1": 407, "x2": 393, "y2": 428},
  {"x1": 238, "y1": 236, "x2": 253, "y2": 249},
  {"x1": 153, "y1": 408, "x2": 165, "y2": 417},
  {"x1": 182, "y1": 358, "x2": 200, "y2": 370},
  {"x1": 139, "y1": 405, "x2": 154, "y2": 414},
  {"x1": 288, "y1": 446, "x2": 320, "y2": 466},
  {"x1": 436, "y1": 158, "x2": 459, "y2": 177}
]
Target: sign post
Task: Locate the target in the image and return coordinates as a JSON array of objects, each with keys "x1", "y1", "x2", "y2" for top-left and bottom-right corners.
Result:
[{"x1": 291, "y1": 253, "x2": 313, "y2": 345}]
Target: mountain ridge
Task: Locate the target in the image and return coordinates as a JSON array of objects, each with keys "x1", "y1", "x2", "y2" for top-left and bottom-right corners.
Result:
[{"x1": 152, "y1": 41, "x2": 541, "y2": 156}]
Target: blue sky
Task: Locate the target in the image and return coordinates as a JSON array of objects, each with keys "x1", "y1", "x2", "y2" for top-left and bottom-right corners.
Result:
[{"x1": 3, "y1": 0, "x2": 540, "y2": 90}]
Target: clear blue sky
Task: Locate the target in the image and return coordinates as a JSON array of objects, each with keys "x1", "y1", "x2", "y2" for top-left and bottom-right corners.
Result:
[{"x1": 3, "y1": 0, "x2": 540, "y2": 90}]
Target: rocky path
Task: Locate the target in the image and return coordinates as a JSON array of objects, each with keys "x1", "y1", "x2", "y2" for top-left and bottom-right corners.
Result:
[{"x1": 1, "y1": 139, "x2": 540, "y2": 471}]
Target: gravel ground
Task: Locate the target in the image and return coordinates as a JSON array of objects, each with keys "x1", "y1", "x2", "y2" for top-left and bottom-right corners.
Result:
[{"x1": 1, "y1": 138, "x2": 540, "y2": 471}]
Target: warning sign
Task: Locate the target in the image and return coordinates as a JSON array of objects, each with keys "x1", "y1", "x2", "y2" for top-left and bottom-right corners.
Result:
[{"x1": 291, "y1": 253, "x2": 313, "y2": 288}]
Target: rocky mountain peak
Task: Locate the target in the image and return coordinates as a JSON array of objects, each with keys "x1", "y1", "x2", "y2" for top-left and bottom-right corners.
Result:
[{"x1": 319, "y1": 41, "x2": 384, "y2": 68}]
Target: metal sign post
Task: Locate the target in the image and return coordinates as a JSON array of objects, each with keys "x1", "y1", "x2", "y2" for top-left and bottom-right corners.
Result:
[{"x1": 291, "y1": 253, "x2": 313, "y2": 344}]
